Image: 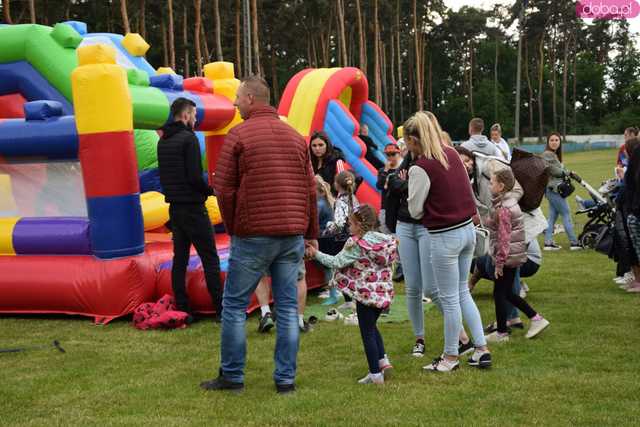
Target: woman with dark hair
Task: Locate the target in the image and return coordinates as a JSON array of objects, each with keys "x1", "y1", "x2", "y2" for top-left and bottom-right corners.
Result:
[
  {"x1": 541, "y1": 132, "x2": 581, "y2": 251},
  {"x1": 309, "y1": 131, "x2": 345, "y2": 194},
  {"x1": 620, "y1": 137, "x2": 640, "y2": 292}
]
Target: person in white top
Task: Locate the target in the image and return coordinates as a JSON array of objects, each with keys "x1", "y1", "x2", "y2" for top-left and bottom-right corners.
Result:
[
  {"x1": 490, "y1": 123, "x2": 511, "y2": 162},
  {"x1": 461, "y1": 118, "x2": 503, "y2": 158}
]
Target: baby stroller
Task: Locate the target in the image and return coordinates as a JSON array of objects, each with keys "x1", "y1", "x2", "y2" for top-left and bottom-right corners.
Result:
[{"x1": 573, "y1": 174, "x2": 617, "y2": 249}]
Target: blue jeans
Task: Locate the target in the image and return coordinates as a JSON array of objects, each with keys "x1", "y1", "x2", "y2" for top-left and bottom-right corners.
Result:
[
  {"x1": 430, "y1": 223, "x2": 486, "y2": 356},
  {"x1": 220, "y1": 235, "x2": 304, "y2": 385},
  {"x1": 396, "y1": 221, "x2": 440, "y2": 338},
  {"x1": 545, "y1": 189, "x2": 578, "y2": 245}
]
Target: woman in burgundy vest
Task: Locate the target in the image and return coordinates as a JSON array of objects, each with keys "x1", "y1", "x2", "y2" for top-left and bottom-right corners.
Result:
[{"x1": 405, "y1": 111, "x2": 492, "y2": 373}]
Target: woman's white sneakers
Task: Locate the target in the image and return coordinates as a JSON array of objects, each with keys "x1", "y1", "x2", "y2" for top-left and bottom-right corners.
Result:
[
  {"x1": 526, "y1": 318, "x2": 550, "y2": 339},
  {"x1": 343, "y1": 313, "x2": 358, "y2": 325},
  {"x1": 324, "y1": 309, "x2": 343, "y2": 322},
  {"x1": 423, "y1": 356, "x2": 459, "y2": 372},
  {"x1": 358, "y1": 372, "x2": 384, "y2": 385},
  {"x1": 412, "y1": 341, "x2": 426, "y2": 358}
]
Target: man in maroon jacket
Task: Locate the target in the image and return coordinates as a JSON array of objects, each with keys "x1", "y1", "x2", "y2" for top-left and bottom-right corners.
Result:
[{"x1": 200, "y1": 76, "x2": 318, "y2": 394}]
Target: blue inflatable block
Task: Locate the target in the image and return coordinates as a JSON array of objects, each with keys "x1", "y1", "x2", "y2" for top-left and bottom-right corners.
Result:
[
  {"x1": 139, "y1": 168, "x2": 162, "y2": 193},
  {"x1": 361, "y1": 102, "x2": 390, "y2": 164},
  {"x1": 0, "y1": 115, "x2": 78, "y2": 160},
  {"x1": 324, "y1": 100, "x2": 378, "y2": 190},
  {"x1": 0, "y1": 61, "x2": 73, "y2": 114},
  {"x1": 85, "y1": 33, "x2": 157, "y2": 77},
  {"x1": 86, "y1": 194, "x2": 145, "y2": 259},
  {"x1": 24, "y1": 100, "x2": 63, "y2": 121},
  {"x1": 62, "y1": 21, "x2": 88, "y2": 35},
  {"x1": 162, "y1": 91, "x2": 205, "y2": 129},
  {"x1": 150, "y1": 73, "x2": 184, "y2": 90}
]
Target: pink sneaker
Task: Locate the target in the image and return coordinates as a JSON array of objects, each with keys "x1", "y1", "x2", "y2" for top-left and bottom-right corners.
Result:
[{"x1": 626, "y1": 282, "x2": 640, "y2": 293}]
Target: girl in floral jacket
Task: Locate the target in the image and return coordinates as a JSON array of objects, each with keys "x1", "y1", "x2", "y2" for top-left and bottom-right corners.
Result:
[{"x1": 307, "y1": 204, "x2": 397, "y2": 385}]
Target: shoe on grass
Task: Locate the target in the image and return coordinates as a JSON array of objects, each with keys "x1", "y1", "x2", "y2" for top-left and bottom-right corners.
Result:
[
  {"x1": 200, "y1": 376, "x2": 244, "y2": 392},
  {"x1": 337, "y1": 301, "x2": 355, "y2": 311},
  {"x1": 379, "y1": 357, "x2": 393, "y2": 379},
  {"x1": 258, "y1": 313, "x2": 275, "y2": 333},
  {"x1": 318, "y1": 289, "x2": 331, "y2": 299},
  {"x1": 570, "y1": 244, "x2": 583, "y2": 251},
  {"x1": 485, "y1": 331, "x2": 510, "y2": 343},
  {"x1": 275, "y1": 383, "x2": 296, "y2": 394},
  {"x1": 412, "y1": 340, "x2": 425, "y2": 358},
  {"x1": 525, "y1": 317, "x2": 550, "y2": 339},
  {"x1": 468, "y1": 350, "x2": 492, "y2": 369},
  {"x1": 626, "y1": 283, "x2": 640, "y2": 293},
  {"x1": 358, "y1": 372, "x2": 384, "y2": 384},
  {"x1": 299, "y1": 320, "x2": 313, "y2": 333},
  {"x1": 324, "y1": 308, "x2": 343, "y2": 322},
  {"x1": 458, "y1": 340, "x2": 474, "y2": 356},
  {"x1": 423, "y1": 356, "x2": 459, "y2": 372},
  {"x1": 343, "y1": 313, "x2": 358, "y2": 325},
  {"x1": 544, "y1": 243, "x2": 562, "y2": 251}
]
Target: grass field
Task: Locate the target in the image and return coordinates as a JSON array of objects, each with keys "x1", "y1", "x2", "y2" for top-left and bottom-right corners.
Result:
[{"x1": 1, "y1": 149, "x2": 638, "y2": 426}]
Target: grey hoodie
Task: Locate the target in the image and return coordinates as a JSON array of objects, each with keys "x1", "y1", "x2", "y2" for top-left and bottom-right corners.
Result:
[{"x1": 462, "y1": 134, "x2": 503, "y2": 158}]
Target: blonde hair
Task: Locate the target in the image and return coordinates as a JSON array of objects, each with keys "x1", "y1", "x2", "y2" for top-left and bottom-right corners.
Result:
[
  {"x1": 315, "y1": 175, "x2": 335, "y2": 208},
  {"x1": 490, "y1": 123, "x2": 502, "y2": 134},
  {"x1": 441, "y1": 131, "x2": 452, "y2": 146},
  {"x1": 403, "y1": 111, "x2": 449, "y2": 169}
]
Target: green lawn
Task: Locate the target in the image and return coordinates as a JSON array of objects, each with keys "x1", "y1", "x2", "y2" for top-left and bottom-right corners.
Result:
[{"x1": 1, "y1": 149, "x2": 638, "y2": 426}]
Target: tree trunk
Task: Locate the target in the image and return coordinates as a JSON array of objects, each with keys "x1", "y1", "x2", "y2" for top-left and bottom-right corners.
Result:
[
  {"x1": 271, "y1": 50, "x2": 279, "y2": 103},
  {"x1": 525, "y1": 39, "x2": 534, "y2": 136},
  {"x1": 355, "y1": 0, "x2": 366, "y2": 73},
  {"x1": 562, "y1": 34, "x2": 569, "y2": 141},
  {"x1": 214, "y1": 0, "x2": 223, "y2": 61},
  {"x1": 396, "y1": 0, "x2": 403, "y2": 122},
  {"x1": 183, "y1": 6, "x2": 189, "y2": 77},
  {"x1": 201, "y1": 25, "x2": 210, "y2": 63},
  {"x1": 161, "y1": 17, "x2": 168, "y2": 66},
  {"x1": 235, "y1": 0, "x2": 242, "y2": 76},
  {"x1": 468, "y1": 44, "x2": 475, "y2": 116},
  {"x1": 3, "y1": 0, "x2": 12, "y2": 24},
  {"x1": 390, "y1": 32, "x2": 397, "y2": 123},
  {"x1": 413, "y1": 0, "x2": 424, "y2": 110},
  {"x1": 494, "y1": 35, "x2": 499, "y2": 122},
  {"x1": 251, "y1": 0, "x2": 261, "y2": 75},
  {"x1": 120, "y1": 0, "x2": 129, "y2": 33},
  {"x1": 194, "y1": 0, "x2": 202, "y2": 75},
  {"x1": 382, "y1": 41, "x2": 388, "y2": 112},
  {"x1": 537, "y1": 35, "x2": 545, "y2": 143},
  {"x1": 572, "y1": 32, "x2": 578, "y2": 131},
  {"x1": 428, "y1": 56, "x2": 433, "y2": 111},
  {"x1": 29, "y1": 0, "x2": 36, "y2": 23},
  {"x1": 551, "y1": 27, "x2": 558, "y2": 131},
  {"x1": 139, "y1": 0, "x2": 146, "y2": 39},
  {"x1": 337, "y1": 0, "x2": 348, "y2": 66},
  {"x1": 168, "y1": 0, "x2": 176, "y2": 70},
  {"x1": 373, "y1": 0, "x2": 382, "y2": 106}
]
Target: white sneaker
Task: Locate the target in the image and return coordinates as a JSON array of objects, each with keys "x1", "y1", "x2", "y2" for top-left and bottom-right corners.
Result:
[
  {"x1": 613, "y1": 276, "x2": 625, "y2": 284},
  {"x1": 412, "y1": 341, "x2": 425, "y2": 358},
  {"x1": 358, "y1": 372, "x2": 384, "y2": 384},
  {"x1": 521, "y1": 282, "x2": 530, "y2": 292},
  {"x1": 423, "y1": 356, "x2": 459, "y2": 372},
  {"x1": 554, "y1": 224, "x2": 565, "y2": 235},
  {"x1": 519, "y1": 288, "x2": 528, "y2": 299},
  {"x1": 422, "y1": 296, "x2": 432, "y2": 304},
  {"x1": 343, "y1": 313, "x2": 358, "y2": 325},
  {"x1": 485, "y1": 331, "x2": 510, "y2": 343},
  {"x1": 526, "y1": 317, "x2": 550, "y2": 339},
  {"x1": 379, "y1": 357, "x2": 393, "y2": 379},
  {"x1": 324, "y1": 309, "x2": 343, "y2": 322},
  {"x1": 338, "y1": 301, "x2": 355, "y2": 311},
  {"x1": 318, "y1": 290, "x2": 331, "y2": 299}
]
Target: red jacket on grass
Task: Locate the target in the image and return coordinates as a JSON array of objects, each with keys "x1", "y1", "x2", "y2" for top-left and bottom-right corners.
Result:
[{"x1": 214, "y1": 105, "x2": 319, "y2": 239}]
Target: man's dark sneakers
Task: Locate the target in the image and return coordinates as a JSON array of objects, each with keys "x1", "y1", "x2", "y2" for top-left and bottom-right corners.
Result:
[
  {"x1": 458, "y1": 340, "x2": 474, "y2": 356},
  {"x1": 468, "y1": 350, "x2": 492, "y2": 369},
  {"x1": 275, "y1": 383, "x2": 295, "y2": 394},
  {"x1": 200, "y1": 376, "x2": 244, "y2": 392},
  {"x1": 258, "y1": 313, "x2": 275, "y2": 333}
]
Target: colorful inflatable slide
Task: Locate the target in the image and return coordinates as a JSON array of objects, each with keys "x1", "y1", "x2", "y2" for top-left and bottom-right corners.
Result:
[
  {"x1": 277, "y1": 67, "x2": 395, "y2": 208},
  {"x1": 0, "y1": 22, "x2": 392, "y2": 323}
]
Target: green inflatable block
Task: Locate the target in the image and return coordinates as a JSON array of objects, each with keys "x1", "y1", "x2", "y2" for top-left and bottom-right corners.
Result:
[
  {"x1": 51, "y1": 23, "x2": 82, "y2": 49},
  {"x1": 134, "y1": 129, "x2": 159, "y2": 170},
  {"x1": 0, "y1": 25, "x2": 29, "y2": 62},
  {"x1": 127, "y1": 68, "x2": 150, "y2": 87}
]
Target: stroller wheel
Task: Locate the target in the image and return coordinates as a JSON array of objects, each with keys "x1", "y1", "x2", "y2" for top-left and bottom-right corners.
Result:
[{"x1": 579, "y1": 229, "x2": 600, "y2": 249}]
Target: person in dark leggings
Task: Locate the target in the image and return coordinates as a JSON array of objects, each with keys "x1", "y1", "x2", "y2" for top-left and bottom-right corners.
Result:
[{"x1": 485, "y1": 169, "x2": 549, "y2": 342}]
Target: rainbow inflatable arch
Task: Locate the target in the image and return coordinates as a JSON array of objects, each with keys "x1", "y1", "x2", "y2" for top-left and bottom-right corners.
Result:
[{"x1": 278, "y1": 67, "x2": 395, "y2": 207}]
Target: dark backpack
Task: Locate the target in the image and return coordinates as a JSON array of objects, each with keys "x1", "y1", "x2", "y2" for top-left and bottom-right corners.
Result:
[{"x1": 510, "y1": 148, "x2": 550, "y2": 212}]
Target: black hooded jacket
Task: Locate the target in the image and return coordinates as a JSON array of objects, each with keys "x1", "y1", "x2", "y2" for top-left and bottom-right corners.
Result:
[
  {"x1": 157, "y1": 121, "x2": 213, "y2": 204},
  {"x1": 384, "y1": 154, "x2": 421, "y2": 232}
]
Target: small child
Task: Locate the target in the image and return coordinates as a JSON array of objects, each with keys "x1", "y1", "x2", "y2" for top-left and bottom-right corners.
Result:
[
  {"x1": 485, "y1": 169, "x2": 550, "y2": 342},
  {"x1": 325, "y1": 170, "x2": 359, "y2": 235},
  {"x1": 307, "y1": 204, "x2": 397, "y2": 385}
]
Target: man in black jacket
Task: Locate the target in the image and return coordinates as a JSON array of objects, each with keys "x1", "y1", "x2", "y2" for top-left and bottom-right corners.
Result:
[{"x1": 157, "y1": 97, "x2": 222, "y2": 321}]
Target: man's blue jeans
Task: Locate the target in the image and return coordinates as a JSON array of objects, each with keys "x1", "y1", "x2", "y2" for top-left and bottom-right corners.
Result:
[{"x1": 220, "y1": 235, "x2": 304, "y2": 385}]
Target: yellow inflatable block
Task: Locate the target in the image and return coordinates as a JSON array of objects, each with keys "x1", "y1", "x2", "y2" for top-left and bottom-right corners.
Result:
[
  {"x1": 0, "y1": 217, "x2": 19, "y2": 255},
  {"x1": 140, "y1": 191, "x2": 169, "y2": 231},
  {"x1": 205, "y1": 196, "x2": 222, "y2": 225},
  {"x1": 397, "y1": 126, "x2": 403, "y2": 138},
  {"x1": 0, "y1": 175, "x2": 17, "y2": 212},
  {"x1": 156, "y1": 67, "x2": 176, "y2": 75},
  {"x1": 72, "y1": 64, "x2": 133, "y2": 134},
  {"x1": 77, "y1": 44, "x2": 116, "y2": 66},
  {"x1": 204, "y1": 62, "x2": 235, "y2": 80},
  {"x1": 122, "y1": 33, "x2": 150, "y2": 57}
]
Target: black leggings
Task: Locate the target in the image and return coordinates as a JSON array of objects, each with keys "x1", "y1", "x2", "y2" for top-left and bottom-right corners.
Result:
[
  {"x1": 494, "y1": 267, "x2": 537, "y2": 333},
  {"x1": 356, "y1": 302, "x2": 386, "y2": 374}
]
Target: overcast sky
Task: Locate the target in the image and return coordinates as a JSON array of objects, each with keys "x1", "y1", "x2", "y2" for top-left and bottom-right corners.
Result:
[{"x1": 444, "y1": 0, "x2": 640, "y2": 34}]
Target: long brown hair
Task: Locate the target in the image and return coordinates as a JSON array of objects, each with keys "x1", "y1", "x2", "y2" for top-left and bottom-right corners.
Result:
[
  {"x1": 335, "y1": 170, "x2": 357, "y2": 217},
  {"x1": 545, "y1": 132, "x2": 563, "y2": 162},
  {"x1": 350, "y1": 204, "x2": 379, "y2": 234}
]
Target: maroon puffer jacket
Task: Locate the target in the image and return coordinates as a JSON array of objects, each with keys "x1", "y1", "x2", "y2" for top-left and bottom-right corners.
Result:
[{"x1": 214, "y1": 105, "x2": 319, "y2": 239}]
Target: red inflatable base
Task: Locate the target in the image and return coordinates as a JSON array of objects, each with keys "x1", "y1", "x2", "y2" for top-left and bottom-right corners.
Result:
[{"x1": 0, "y1": 234, "x2": 326, "y2": 324}]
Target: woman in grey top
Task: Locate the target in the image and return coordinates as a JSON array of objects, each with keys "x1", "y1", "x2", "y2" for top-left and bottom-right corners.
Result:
[{"x1": 541, "y1": 132, "x2": 581, "y2": 250}]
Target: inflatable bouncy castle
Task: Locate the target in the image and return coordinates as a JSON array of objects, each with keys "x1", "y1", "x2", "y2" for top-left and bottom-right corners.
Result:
[
  {"x1": 278, "y1": 68, "x2": 395, "y2": 208},
  {"x1": 0, "y1": 23, "x2": 392, "y2": 323}
]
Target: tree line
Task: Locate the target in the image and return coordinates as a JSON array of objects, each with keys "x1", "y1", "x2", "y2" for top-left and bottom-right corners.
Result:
[{"x1": 2, "y1": 0, "x2": 639, "y2": 141}]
